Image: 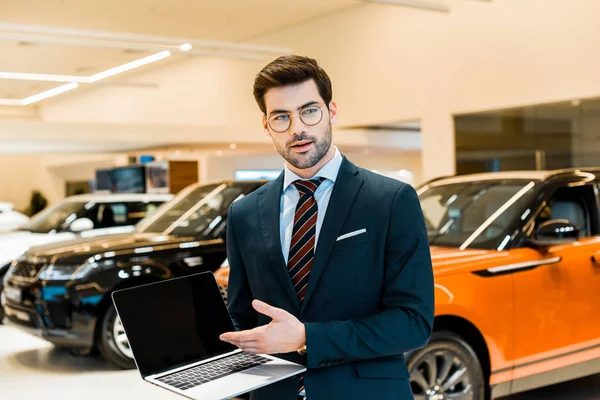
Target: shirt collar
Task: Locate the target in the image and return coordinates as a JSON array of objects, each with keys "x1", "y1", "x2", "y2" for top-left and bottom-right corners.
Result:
[{"x1": 283, "y1": 146, "x2": 343, "y2": 192}]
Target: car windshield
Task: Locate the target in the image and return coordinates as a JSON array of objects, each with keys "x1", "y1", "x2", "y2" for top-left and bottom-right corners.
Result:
[
  {"x1": 418, "y1": 179, "x2": 537, "y2": 249},
  {"x1": 136, "y1": 182, "x2": 253, "y2": 237},
  {"x1": 20, "y1": 201, "x2": 85, "y2": 234}
]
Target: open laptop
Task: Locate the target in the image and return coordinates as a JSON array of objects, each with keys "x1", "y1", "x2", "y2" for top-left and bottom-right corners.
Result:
[{"x1": 112, "y1": 272, "x2": 306, "y2": 400}]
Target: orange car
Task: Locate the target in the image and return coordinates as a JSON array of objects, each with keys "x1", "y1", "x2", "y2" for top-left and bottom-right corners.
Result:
[{"x1": 215, "y1": 169, "x2": 600, "y2": 399}]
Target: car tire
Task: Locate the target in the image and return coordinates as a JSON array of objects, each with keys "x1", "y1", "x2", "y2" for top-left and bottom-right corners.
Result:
[
  {"x1": 0, "y1": 279, "x2": 5, "y2": 324},
  {"x1": 96, "y1": 303, "x2": 136, "y2": 369},
  {"x1": 407, "y1": 331, "x2": 486, "y2": 400}
]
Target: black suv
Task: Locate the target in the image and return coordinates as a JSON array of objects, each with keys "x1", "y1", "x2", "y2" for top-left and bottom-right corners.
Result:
[{"x1": 2, "y1": 180, "x2": 265, "y2": 368}]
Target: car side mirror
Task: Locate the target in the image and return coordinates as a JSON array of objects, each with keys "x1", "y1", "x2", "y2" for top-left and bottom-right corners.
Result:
[
  {"x1": 525, "y1": 219, "x2": 579, "y2": 248},
  {"x1": 70, "y1": 218, "x2": 95, "y2": 232}
]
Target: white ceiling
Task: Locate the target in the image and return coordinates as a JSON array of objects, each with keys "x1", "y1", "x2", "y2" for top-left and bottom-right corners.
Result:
[
  {"x1": 0, "y1": 41, "x2": 146, "y2": 76},
  {"x1": 0, "y1": 0, "x2": 360, "y2": 100},
  {"x1": 0, "y1": 0, "x2": 359, "y2": 41}
]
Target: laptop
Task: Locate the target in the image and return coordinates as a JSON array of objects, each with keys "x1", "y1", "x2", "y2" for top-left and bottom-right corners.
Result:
[{"x1": 112, "y1": 272, "x2": 306, "y2": 400}]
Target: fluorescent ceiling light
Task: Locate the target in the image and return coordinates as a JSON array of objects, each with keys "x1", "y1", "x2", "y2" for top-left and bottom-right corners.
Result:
[
  {"x1": 0, "y1": 99, "x2": 23, "y2": 106},
  {"x1": 21, "y1": 82, "x2": 79, "y2": 105},
  {"x1": 0, "y1": 50, "x2": 172, "y2": 106},
  {"x1": 87, "y1": 51, "x2": 171, "y2": 83},
  {"x1": 363, "y1": 0, "x2": 450, "y2": 13},
  {"x1": 179, "y1": 43, "x2": 192, "y2": 52},
  {"x1": 0, "y1": 72, "x2": 88, "y2": 83}
]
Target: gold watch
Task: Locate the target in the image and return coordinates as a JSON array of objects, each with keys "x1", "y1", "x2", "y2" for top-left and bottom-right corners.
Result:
[{"x1": 297, "y1": 343, "x2": 307, "y2": 355}]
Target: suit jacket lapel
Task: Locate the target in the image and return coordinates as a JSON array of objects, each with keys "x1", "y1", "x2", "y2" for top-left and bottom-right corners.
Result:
[
  {"x1": 257, "y1": 173, "x2": 301, "y2": 310},
  {"x1": 301, "y1": 157, "x2": 364, "y2": 312}
]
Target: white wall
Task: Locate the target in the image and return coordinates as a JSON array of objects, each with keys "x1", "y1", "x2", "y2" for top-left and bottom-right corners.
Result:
[
  {"x1": 0, "y1": 154, "x2": 117, "y2": 211},
  {"x1": 0, "y1": 155, "x2": 46, "y2": 212},
  {"x1": 204, "y1": 150, "x2": 422, "y2": 184},
  {"x1": 345, "y1": 152, "x2": 422, "y2": 185}
]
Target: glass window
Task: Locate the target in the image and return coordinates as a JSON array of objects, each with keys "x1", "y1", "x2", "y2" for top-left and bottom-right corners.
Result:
[
  {"x1": 124, "y1": 202, "x2": 164, "y2": 225},
  {"x1": 89, "y1": 203, "x2": 128, "y2": 228},
  {"x1": 420, "y1": 180, "x2": 536, "y2": 249},
  {"x1": 20, "y1": 202, "x2": 85, "y2": 234},
  {"x1": 137, "y1": 183, "x2": 248, "y2": 238},
  {"x1": 534, "y1": 186, "x2": 593, "y2": 238}
]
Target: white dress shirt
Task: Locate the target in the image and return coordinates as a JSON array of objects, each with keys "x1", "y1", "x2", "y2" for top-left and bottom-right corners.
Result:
[{"x1": 280, "y1": 146, "x2": 343, "y2": 264}]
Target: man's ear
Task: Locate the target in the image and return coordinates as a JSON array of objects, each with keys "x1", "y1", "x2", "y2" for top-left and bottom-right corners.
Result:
[
  {"x1": 328, "y1": 101, "x2": 338, "y2": 125},
  {"x1": 262, "y1": 114, "x2": 271, "y2": 138}
]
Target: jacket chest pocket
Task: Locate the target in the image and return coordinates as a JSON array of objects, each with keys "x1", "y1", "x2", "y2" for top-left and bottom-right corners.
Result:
[{"x1": 333, "y1": 230, "x2": 370, "y2": 252}]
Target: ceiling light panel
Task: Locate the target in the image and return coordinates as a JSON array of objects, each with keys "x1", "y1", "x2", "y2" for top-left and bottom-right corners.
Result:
[
  {"x1": 87, "y1": 50, "x2": 171, "y2": 83},
  {"x1": 21, "y1": 82, "x2": 79, "y2": 105},
  {"x1": 0, "y1": 72, "x2": 88, "y2": 82},
  {"x1": 0, "y1": 99, "x2": 23, "y2": 106},
  {"x1": 0, "y1": 80, "x2": 65, "y2": 98}
]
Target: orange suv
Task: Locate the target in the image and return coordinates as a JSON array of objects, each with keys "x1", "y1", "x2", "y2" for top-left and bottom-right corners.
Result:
[{"x1": 215, "y1": 169, "x2": 600, "y2": 399}]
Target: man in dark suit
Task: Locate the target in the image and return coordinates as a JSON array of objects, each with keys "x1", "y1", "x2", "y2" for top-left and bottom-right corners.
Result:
[{"x1": 220, "y1": 55, "x2": 434, "y2": 400}]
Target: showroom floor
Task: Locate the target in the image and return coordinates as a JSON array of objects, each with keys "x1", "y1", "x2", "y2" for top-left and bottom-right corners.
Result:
[{"x1": 1, "y1": 325, "x2": 599, "y2": 400}]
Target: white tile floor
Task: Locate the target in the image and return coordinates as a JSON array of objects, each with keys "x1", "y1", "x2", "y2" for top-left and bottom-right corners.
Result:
[
  {"x1": 2, "y1": 323, "x2": 599, "y2": 399},
  {"x1": 0, "y1": 325, "x2": 178, "y2": 399}
]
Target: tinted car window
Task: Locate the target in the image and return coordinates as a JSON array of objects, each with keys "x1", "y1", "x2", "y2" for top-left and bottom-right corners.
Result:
[
  {"x1": 137, "y1": 183, "x2": 248, "y2": 238},
  {"x1": 20, "y1": 202, "x2": 86, "y2": 233},
  {"x1": 420, "y1": 180, "x2": 537, "y2": 249},
  {"x1": 126, "y1": 202, "x2": 164, "y2": 225},
  {"x1": 84, "y1": 203, "x2": 128, "y2": 228}
]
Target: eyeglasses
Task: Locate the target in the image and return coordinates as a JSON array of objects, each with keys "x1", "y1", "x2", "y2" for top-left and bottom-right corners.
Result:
[{"x1": 267, "y1": 104, "x2": 325, "y2": 133}]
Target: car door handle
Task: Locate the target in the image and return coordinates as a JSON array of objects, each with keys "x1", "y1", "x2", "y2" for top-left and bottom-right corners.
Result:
[{"x1": 592, "y1": 255, "x2": 600, "y2": 265}]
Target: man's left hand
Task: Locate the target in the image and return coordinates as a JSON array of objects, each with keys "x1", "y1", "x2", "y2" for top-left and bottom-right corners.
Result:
[{"x1": 220, "y1": 300, "x2": 305, "y2": 354}]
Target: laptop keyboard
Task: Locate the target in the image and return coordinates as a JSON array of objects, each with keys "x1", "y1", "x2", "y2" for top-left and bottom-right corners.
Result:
[{"x1": 156, "y1": 352, "x2": 270, "y2": 391}]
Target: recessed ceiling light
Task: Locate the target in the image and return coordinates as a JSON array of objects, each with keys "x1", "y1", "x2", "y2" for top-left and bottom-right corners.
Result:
[
  {"x1": 123, "y1": 48, "x2": 147, "y2": 54},
  {"x1": 229, "y1": 143, "x2": 237, "y2": 150},
  {"x1": 75, "y1": 66, "x2": 96, "y2": 74},
  {"x1": 179, "y1": 43, "x2": 192, "y2": 52}
]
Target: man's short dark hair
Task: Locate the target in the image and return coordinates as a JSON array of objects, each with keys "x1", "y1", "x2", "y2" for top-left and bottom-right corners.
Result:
[{"x1": 253, "y1": 55, "x2": 333, "y2": 114}]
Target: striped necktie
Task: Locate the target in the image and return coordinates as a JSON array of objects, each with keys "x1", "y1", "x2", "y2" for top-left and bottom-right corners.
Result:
[
  {"x1": 288, "y1": 177, "x2": 326, "y2": 303},
  {"x1": 289, "y1": 178, "x2": 325, "y2": 399}
]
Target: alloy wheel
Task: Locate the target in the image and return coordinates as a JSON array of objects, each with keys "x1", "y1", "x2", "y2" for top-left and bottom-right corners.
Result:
[
  {"x1": 410, "y1": 349, "x2": 474, "y2": 400},
  {"x1": 112, "y1": 315, "x2": 133, "y2": 359}
]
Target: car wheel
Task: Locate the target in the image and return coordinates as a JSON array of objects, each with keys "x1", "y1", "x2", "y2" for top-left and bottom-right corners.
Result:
[
  {"x1": 96, "y1": 303, "x2": 136, "y2": 369},
  {"x1": 407, "y1": 331, "x2": 485, "y2": 400}
]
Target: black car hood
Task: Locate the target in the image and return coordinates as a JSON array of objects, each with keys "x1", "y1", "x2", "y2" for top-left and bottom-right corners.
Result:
[{"x1": 23, "y1": 232, "x2": 214, "y2": 263}]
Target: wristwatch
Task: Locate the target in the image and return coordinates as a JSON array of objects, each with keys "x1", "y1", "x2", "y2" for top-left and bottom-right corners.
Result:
[{"x1": 297, "y1": 343, "x2": 307, "y2": 356}]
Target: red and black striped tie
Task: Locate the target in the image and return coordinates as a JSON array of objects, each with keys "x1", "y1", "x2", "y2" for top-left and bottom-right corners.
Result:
[
  {"x1": 289, "y1": 178, "x2": 325, "y2": 398},
  {"x1": 288, "y1": 177, "x2": 325, "y2": 303}
]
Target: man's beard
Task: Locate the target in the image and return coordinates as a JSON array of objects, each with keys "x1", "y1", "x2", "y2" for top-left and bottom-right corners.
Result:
[{"x1": 274, "y1": 123, "x2": 332, "y2": 170}]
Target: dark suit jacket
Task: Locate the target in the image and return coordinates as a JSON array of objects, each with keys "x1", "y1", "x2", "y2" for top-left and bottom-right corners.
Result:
[{"x1": 226, "y1": 156, "x2": 434, "y2": 400}]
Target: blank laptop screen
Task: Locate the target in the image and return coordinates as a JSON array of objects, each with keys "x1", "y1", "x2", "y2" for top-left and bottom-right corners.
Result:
[{"x1": 113, "y1": 272, "x2": 237, "y2": 377}]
